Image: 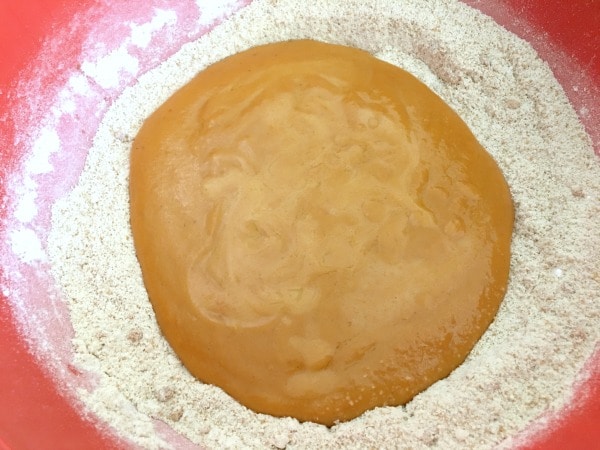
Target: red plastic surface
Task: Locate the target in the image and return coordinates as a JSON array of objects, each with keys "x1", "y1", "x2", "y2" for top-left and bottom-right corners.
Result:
[
  {"x1": 0, "y1": 1, "x2": 598, "y2": 449},
  {"x1": 0, "y1": 1, "x2": 120, "y2": 449}
]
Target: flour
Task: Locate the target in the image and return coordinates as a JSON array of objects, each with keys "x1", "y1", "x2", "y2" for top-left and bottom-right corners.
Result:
[{"x1": 47, "y1": 0, "x2": 600, "y2": 449}]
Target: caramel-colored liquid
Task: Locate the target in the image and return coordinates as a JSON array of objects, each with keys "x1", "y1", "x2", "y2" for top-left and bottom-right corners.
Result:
[{"x1": 130, "y1": 40, "x2": 513, "y2": 425}]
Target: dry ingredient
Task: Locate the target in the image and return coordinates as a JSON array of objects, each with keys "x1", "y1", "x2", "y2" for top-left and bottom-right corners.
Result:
[{"x1": 47, "y1": 0, "x2": 600, "y2": 449}]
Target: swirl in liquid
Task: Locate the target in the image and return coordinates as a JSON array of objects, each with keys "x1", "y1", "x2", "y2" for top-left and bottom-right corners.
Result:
[{"x1": 130, "y1": 40, "x2": 513, "y2": 425}]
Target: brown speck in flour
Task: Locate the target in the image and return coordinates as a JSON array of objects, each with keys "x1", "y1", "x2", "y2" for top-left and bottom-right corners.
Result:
[
  {"x1": 505, "y1": 97, "x2": 521, "y2": 109},
  {"x1": 127, "y1": 329, "x2": 143, "y2": 343},
  {"x1": 155, "y1": 386, "x2": 176, "y2": 402},
  {"x1": 168, "y1": 407, "x2": 184, "y2": 422}
]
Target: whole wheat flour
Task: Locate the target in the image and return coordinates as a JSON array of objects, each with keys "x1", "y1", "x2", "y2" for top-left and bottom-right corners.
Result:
[{"x1": 47, "y1": 0, "x2": 599, "y2": 449}]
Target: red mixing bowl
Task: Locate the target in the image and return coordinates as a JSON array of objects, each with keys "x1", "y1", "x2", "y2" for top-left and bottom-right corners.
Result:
[{"x1": 0, "y1": 1, "x2": 598, "y2": 449}]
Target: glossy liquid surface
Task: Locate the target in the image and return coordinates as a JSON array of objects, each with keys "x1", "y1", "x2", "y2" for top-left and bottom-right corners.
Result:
[{"x1": 130, "y1": 40, "x2": 513, "y2": 425}]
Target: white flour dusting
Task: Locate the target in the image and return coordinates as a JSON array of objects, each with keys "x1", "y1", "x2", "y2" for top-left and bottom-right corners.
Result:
[{"x1": 47, "y1": 0, "x2": 599, "y2": 449}]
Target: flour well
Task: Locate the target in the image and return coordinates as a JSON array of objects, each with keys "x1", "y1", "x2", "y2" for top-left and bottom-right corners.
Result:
[{"x1": 48, "y1": 0, "x2": 600, "y2": 449}]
